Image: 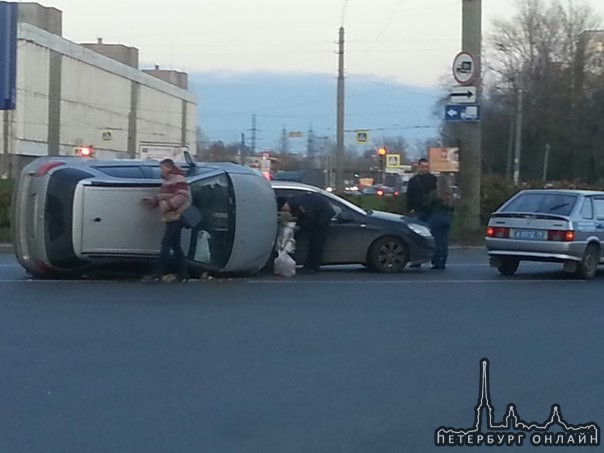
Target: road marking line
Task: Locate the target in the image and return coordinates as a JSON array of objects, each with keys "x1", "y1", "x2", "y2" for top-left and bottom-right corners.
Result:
[{"x1": 0, "y1": 278, "x2": 590, "y2": 284}]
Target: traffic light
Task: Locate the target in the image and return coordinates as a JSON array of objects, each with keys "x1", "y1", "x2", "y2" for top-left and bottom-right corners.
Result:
[{"x1": 377, "y1": 147, "x2": 387, "y2": 157}]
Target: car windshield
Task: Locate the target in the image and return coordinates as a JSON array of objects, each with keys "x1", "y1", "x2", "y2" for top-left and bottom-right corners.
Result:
[{"x1": 501, "y1": 193, "x2": 578, "y2": 216}]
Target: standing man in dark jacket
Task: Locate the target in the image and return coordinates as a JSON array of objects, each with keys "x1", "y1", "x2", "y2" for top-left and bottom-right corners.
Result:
[
  {"x1": 278, "y1": 193, "x2": 335, "y2": 274},
  {"x1": 406, "y1": 158, "x2": 437, "y2": 223}
]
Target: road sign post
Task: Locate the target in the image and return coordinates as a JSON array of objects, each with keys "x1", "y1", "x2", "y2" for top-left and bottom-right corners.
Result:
[
  {"x1": 452, "y1": 51, "x2": 476, "y2": 85},
  {"x1": 445, "y1": 104, "x2": 480, "y2": 122},
  {"x1": 449, "y1": 86, "x2": 477, "y2": 104}
]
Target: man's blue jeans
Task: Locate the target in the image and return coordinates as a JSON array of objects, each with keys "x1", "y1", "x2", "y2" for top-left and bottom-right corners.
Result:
[
  {"x1": 157, "y1": 220, "x2": 187, "y2": 277},
  {"x1": 428, "y1": 212, "x2": 452, "y2": 268}
]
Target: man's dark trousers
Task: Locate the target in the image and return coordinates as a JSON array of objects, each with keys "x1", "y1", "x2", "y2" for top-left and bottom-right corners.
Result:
[{"x1": 305, "y1": 212, "x2": 332, "y2": 271}]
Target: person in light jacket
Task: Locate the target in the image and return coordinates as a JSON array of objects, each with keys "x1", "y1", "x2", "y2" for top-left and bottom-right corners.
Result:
[{"x1": 142, "y1": 159, "x2": 191, "y2": 281}]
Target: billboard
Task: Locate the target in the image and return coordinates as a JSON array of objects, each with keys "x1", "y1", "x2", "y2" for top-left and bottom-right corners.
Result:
[
  {"x1": 0, "y1": 2, "x2": 18, "y2": 110},
  {"x1": 429, "y1": 147, "x2": 459, "y2": 173}
]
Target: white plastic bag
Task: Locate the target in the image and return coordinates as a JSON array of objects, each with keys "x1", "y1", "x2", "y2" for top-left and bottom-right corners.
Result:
[
  {"x1": 274, "y1": 249, "x2": 296, "y2": 277},
  {"x1": 194, "y1": 230, "x2": 212, "y2": 263},
  {"x1": 278, "y1": 222, "x2": 297, "y2": 254}
]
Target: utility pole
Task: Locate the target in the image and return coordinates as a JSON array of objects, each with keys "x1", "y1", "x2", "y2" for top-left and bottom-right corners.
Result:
[
  {"x1": 513, "y1": 88, "x2": 523, "y2": 185},
  {"x1": 542, "y1": 143, "x2": 550, "y2": 181},
  {"x1": 250, "y1": 114, "x2": 257, "y2": 155},
  {"x1": 239, "y1": 133, "x2": 245, "y2": 165},
  {"x1": 506, "y1": 115, "x2": 514, "y2": 180},
  {"x1": 336, "y1": 26, "x2": 345, "y2": 194},
  {"x1": 458, "y1": 0, "x2": 482, "y2": 242}
]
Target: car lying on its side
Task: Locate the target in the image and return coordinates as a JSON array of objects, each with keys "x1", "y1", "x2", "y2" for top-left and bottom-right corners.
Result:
[
  {"x1": 485, "y1": 189, "x2": 604, "y2": 279},
  {"x1": 11, "y1": 155, "x2": 277, "y2": 278},
  {"x1": 271, "y1": 181, "x2": 434, "y2": 272}
]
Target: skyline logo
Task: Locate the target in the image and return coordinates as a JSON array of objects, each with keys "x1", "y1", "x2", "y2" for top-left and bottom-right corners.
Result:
[{"x1": 435, "y1": 359, "x2": 600, "y2": 447}]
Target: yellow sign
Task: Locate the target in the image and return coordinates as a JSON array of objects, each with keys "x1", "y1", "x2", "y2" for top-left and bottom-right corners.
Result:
[
  {"x1": 356, "y1": 130, "x2": 369, "y2": 144},
  {"x1": 386, "y1": 154, "x2": 400, "y2": 168},
  {"x1": 429, "y1": 147, "x2": 459, "y2": 172}
]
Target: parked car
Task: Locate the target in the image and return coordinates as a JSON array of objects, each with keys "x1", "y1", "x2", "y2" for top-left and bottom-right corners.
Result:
[
  {"x1": 271, "y1": 181, "x2": 434, "y2": 272},
  {"x1": 356, "y1": 185, "x2": 399, "y2": 198},
  {"x1": 485, "y1": 189, "x2": 604, "y2": 279},
  {"x1": 11, "y1": 155, "x2": 278, "y2": 278}
]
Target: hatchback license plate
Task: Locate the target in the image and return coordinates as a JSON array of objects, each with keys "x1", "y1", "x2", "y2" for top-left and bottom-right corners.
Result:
[{"x1": 510, "y1": 229, "x2": 547, "y2": 240}]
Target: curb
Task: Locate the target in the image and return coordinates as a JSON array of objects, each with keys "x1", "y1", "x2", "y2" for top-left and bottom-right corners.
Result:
[{"x1": 0, "y1": 243, "x2": 14, "y2": 253}]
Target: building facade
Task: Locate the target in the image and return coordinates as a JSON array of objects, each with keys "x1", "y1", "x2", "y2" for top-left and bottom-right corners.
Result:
[{"x1": 0, "y1": 2, "x2": 197, "y2": 178}]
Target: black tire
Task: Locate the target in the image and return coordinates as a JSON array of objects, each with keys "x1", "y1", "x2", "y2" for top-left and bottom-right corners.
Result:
[
  {"x1": 367, "y1": 237, "x2": 409, "y2": 273},
  {"x1": 577, "y1": 244, "x2": 599, "y2": 280},
  {"x1": 497, "y1": 258, "x2": 519, "y2": 276}
]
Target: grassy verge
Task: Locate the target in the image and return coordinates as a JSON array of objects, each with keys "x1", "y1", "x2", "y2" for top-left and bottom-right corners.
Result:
[{"x1": 0, "y1": 228, "x2": 11, "y2": 243}]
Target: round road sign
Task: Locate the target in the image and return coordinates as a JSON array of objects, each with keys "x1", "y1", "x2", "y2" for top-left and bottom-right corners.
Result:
[{"x1": 452, "y1": 51, "x2": 476, "y2": 85}]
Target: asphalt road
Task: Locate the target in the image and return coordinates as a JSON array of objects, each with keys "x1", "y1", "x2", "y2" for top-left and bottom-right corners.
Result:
[{"x1": 1, "y1": 250, "x2": 603, "y2": 452}]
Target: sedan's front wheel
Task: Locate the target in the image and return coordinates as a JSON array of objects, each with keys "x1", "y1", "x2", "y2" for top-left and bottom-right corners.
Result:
[{"x1": 368, "y1": 237, "x2": 409, "y2": 273}]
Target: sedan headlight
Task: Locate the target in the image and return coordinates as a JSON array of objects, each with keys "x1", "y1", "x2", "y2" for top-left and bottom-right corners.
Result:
[{"x1": 408, "y1": 223, "x2": 432, "y2": 238}]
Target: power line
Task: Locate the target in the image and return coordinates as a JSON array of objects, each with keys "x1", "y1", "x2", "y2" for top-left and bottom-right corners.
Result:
[{"x1": 346, "y1": 0, "x2": 408, "y2": 70}]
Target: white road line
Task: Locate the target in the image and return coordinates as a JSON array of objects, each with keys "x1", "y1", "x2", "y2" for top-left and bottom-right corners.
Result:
[{"x1": 247, "y1": 279, "x2": 586, "y2": 284}]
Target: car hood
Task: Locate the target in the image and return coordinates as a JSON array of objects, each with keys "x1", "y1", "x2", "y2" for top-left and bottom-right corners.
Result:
[{"x1": 365, "y1": 210, "x2": 411, "y2": 224}]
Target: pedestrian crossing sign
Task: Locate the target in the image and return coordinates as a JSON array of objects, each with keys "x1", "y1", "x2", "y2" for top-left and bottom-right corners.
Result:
[
  {"x1": 386, "y1": 154, "x2": 400, "y2": 168},
  {"x1": 356, "y1": 130, "x2": 369, "y2": 144}
]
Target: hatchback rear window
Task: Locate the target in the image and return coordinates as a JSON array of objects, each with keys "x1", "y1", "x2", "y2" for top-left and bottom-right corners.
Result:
[{"x1": 501, "y1": 193, "x2": 577, "y2": 216}]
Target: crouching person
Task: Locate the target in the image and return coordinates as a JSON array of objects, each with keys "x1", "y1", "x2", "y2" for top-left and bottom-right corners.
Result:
[{"x1": 142, "y1": 159, "x2": 191, "y2": 282}]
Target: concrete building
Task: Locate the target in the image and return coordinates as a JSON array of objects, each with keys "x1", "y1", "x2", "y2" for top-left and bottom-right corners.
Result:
[{"x1": 0, "y1": 2, "x2": 197, "y2": 178}]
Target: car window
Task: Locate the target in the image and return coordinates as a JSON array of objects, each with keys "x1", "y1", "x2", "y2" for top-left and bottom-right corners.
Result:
[
  {"x1": 275, "y1": 187, "x2": 366, "y2": 216},
  {"x1": 501, "y1": 193, "x2": 578, "y2": 216},
  {"x1": 581, "y1": 198, "x2": 594, "y2": 219},
  {"x1": 593, "y1": 198, "x2": 604, "y2": 220}
]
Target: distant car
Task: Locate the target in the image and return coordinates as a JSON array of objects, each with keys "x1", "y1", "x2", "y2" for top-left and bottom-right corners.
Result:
[
  {"x1": 11, "y1": 155, "x2": 278, "y2": 278},
  {"x1": 485, "y1": 189, "x2": 604, "y2": 279},
  {"x1": 271, "y1": 181, "x2": 434, "y2": 272},
  {"x1": 357, "y1": 185, "x2": 399, "y2": 198}
]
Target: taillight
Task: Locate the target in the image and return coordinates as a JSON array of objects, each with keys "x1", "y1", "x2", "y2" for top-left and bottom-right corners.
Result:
[
  {"x1": 394, "y1": 191, "x2": 399, "y2": 197},
  {"x1": 548, "y1": 230, "x2": 575, "y2": 242},
  {"x1": 377, "y1": 190, "x2": 384, "y2": 197},
  {"x1": 486, "y1": 226, "x2": 509, "y2": 238},
  {"x1": 35, "y1": 161, "x2": 65, "y2": 176}
]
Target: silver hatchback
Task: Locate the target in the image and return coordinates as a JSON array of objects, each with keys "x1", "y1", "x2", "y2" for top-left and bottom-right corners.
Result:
[{"x1": 485, "y1": 189, "x2": 604, "y2": 279}]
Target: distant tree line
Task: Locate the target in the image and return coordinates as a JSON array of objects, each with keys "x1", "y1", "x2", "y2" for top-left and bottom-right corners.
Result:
[{"x1": 441, "y1": 0, "x2": 604, "y2": 184}]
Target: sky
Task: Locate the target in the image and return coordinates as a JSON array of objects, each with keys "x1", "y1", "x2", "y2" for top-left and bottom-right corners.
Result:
[
  {"x1": 31, "y1": 0, "x2": 604, "y2": 152},
  {"x1": 40, "y1": 0, "x2": 604, "y2": 87}
]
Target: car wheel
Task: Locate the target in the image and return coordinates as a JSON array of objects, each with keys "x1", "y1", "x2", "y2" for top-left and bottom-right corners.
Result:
[
  {"x1": 368, "y1": 237, "x2": 409, "y2": 273},
  {"x1": 577, "y1": 244, "x2": 599, "y2": 280},
  {"x1": 497, "y1": 258, "x2": 519, "y2": 276}
]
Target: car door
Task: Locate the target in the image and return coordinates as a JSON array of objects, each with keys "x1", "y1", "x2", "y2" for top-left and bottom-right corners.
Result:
[
  {"x1": 78, "y1": 180, "x2": 163, "y2": 256},
  {"x1": 274, "y1": 188, "x2": 362, "y2": 265}
]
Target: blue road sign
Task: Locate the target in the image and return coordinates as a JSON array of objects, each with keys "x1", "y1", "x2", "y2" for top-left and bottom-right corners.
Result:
[
  {"x1": 444, "y1": 104, "x2": 480, "y2": 122},
  {"x1": 0, "y1": 2, "x2": 18, "y2": 110}
]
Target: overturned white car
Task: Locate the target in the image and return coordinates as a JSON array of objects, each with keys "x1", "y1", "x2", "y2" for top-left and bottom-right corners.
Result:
[{"x1": 11, "y1": 155, "x2": 277, "y2": 278}]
